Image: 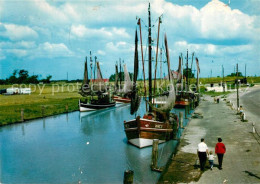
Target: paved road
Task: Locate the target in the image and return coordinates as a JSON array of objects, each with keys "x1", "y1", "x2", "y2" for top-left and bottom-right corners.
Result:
[
  {"x1": 240, "y1": 86, "x2": 260, "y2": 130},
  {"x1": 158, "y1": 95, "x2": 260, "y2": 184}
]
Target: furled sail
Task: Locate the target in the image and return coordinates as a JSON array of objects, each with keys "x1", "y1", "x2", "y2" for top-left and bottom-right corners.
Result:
[
  {"x1": 130, "y1": 29, "x2": 140, "y2": 115},
  {"x1": 80, "y1": 56, "x2": 91, "y2": 96},
  {"x1": 177, "y1": 56, "x2": 182, "y2": 82},
  {"x1": 123, "y1": 64, "x2": 133, "y2": 93},
  {"x1": 151, "y1": 34, "x2": 176, "y2": 112},
  {"x1": 93, "y1": 61, "x2": 106, "y2": 93}
]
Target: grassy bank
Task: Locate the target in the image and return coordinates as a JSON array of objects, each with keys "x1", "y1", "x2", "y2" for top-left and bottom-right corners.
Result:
[{"x1": 0, "y1": 83, "x2": 81, "y2": 125}]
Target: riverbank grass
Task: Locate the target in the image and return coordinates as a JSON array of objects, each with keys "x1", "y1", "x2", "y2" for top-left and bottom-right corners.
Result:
[{"x1": 0, "y1": 83, "x2": 81, "y2": 125}]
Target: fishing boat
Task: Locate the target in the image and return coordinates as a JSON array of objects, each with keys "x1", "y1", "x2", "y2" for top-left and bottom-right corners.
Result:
[
  {"x1": 124, "y1": 4, "x2": 178, "y2": 148},
  {"x1": 79, "y1": 53, "x2": 115, "y2": 112}
]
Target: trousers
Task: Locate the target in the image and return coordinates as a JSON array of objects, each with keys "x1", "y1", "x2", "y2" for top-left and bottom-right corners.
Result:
[
  {"x1": 198, "y1": 152, "x2": 207, "y2": 170},
  {"x1": 217, "y1": 154, "x2": 224, "y2": 168}
]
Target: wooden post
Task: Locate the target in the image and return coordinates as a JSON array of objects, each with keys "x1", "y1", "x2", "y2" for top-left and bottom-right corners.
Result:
[
  {"x1": 42, "y1": 106, "x2": 45, "y2": 117},
  {"x1": 123, "y1": 170, "x2": 134, "y2": 184},
  {"x1": 21, "y1": 108, "x2": 24, "y2": 122},
  {"x1": 252, "y1": 123, "x2": 256, "y2": 134},
  {"x1": 66, "y1": 104, "x2": 68, "y2": 113},
  {"x1": 236, "y1": 63, "x2": 240, "y2": 113},
  {"x1": 151, "y1": 139, "x2": 159, "y2": 170},
  {"x1": 179, "y1": 112, "x2": 184, "y2": 128},
  {"x1": 185, "y1": 105, "x2": 188, "y2": 119}
]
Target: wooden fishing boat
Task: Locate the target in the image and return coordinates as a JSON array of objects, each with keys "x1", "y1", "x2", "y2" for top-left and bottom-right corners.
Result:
[
  {"x1": 79, "y1": 53, "x2": 115, "y2": 112},
  {"x1": 123, "y1": 4, "x2": 178, "y2": 148}
]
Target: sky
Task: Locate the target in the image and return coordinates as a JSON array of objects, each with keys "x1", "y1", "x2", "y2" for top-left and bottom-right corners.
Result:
[{"x1": 0, "y1": 0, "x2": 259, "y2": 80}]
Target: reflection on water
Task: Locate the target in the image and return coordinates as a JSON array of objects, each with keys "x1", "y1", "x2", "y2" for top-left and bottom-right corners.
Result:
[{"x1": 0, "y1": 101, "x2": 193, "y2": 184}]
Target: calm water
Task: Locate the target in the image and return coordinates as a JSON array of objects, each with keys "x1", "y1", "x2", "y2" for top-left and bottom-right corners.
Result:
[{"x1": 0, "y1": 101, "x2": 192, "y2": 184}]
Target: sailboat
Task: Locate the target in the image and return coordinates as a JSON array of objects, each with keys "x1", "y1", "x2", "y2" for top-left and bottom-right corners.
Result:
[
  {"x1": 123, "y1": 4, "x2": 178, "y2": 148},
  {"x1": 79, "y1": 53, "x2": 116, "y2": 112},
  {"x1": 113, "y1": 63, "x2": 132, "y2": 103}
]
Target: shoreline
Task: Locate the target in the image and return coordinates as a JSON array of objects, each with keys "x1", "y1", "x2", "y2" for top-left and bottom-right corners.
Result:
[{"x1": 0, "y1": 109, "x2": 79, "y2": 127}]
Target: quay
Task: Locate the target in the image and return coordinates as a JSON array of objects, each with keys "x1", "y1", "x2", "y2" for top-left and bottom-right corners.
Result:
[{"x1": 158, "y1": 92, "x2": 260, "y2": 183}]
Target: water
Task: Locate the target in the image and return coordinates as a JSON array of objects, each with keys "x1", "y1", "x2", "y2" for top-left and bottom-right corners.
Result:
[{"x1": 0, "y1": 101, "x2": 193, "y2": 184}]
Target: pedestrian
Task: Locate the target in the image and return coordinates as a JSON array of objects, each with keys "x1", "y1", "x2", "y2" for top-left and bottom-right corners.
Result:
[
  {"x1": 215, "y1": 138, "x2": 226, "y2": 170},
  {"x1": 197, "y1": 138, "x2": 209, "y2": 171},
  {"x1": 208, "y1": 151, "x2": 216, "y2": 170}
]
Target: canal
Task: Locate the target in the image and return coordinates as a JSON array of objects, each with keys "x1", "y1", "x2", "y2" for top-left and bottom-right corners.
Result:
[{"x1": 0, "y1": 101, "x2": 192, "y2": 183}]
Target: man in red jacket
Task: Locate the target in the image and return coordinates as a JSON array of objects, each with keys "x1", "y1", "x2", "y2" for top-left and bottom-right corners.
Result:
[{"x1": 215, "y1": 138, "x2": 226, "y2": 170}]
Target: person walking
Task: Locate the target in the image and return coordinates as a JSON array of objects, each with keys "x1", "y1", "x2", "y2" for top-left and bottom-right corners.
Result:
[
  {"x1": 215, "y1": 138, "x2": 226, "y2": 170},
  {"x1": 197, "y1": 138, "x2": 208, "y2": 171}
]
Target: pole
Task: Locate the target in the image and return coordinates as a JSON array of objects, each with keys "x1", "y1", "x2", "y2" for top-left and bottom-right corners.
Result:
[
  {"x1": 179, "y1": 111, "x2": 183, "y2": 128},
  {"x1": 148, "y1": 3, "x2": 152, "y2": 112},
  {"x1": 222, "y1": 65, "x2": 225, "y2": 92},
  {"x1": 21, "y1": 108, "x2": 24, "y2": 122},
  {"x1": 153, "y1": 16, "x2": 161, "y2": 100},
  {"x1": 236, "y1": 63, "x2": 239, "y2": 113},
  {"x1": 186, "y1": 50, "x2": 188, "y2": 91},
  {"x1": 151, "y1": 139, "x2": 159, "y2": 169},
  {"x1": 123, "y1": 170, "x2": 134, "y2": 184},
  {"x1": 137, "y1": 18, "x2": 147, "y2": 111}
]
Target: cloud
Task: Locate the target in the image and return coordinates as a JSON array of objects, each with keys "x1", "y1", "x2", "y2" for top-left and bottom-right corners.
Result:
[
  {"x1": 70, "y1": 25, "x2": 130, "y2": 39},
  {"x1": 0, "y1": 23, "x2": 38, "y2": 41},
  {"x1": 34, "y1": 42, "x2": 73, "y2": 58},
  {"x1": 153, "y1": 0, "x2": 257, "y2": 44},
  {"x1": 97, "y1": 50, "x2": 105, "y2": 55}
]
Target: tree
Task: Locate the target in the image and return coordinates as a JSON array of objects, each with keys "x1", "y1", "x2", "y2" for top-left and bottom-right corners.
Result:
[
  {"x1": 41, "y1": 75, "x2": 52, "y2": 83},
  {"x1": 18, "y1": 70, "x2": 29, "y2": 83},
  {"x1": 227, "y1": 72, "x2": 242, "y2": 77},
  {"x1": 183, "y1": 68, "x2": 194, "y2": 78}
]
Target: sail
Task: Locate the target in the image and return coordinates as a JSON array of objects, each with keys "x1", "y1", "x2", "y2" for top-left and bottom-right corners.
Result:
[
  {"x1": 80, "y1": 56, "x2": 91, "y2": 96},
  {"x1": 83, "y1": 57, "x2": 89, "y2": 85},
  {"x1": 152, "y1": 34, "x2": 176, "y2": 112},
  {"x1": 123, "y1": 64, "x2": 133, "y2": 93},
  {"x1": 93, "y1": 61, "x2": 106, "y2": 93},
  {"x1": 177, "y1": 56, "x2": 182, "y2": 82},
  {"x1": 131, "y1": 29, "x2": 140, "y2": 115}
]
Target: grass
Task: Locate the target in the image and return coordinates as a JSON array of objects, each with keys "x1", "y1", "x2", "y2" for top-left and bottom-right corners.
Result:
[{"x1": 0, "y1": 83, "x2": 81, "y2": 125}]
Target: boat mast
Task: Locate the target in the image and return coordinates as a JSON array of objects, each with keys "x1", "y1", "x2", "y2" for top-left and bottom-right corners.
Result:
[
  {"x1": 90, "y1": 51, "x2": 93, "y2": 90},
  {"x1": 137, "y1": 18, "x2": 147, "y2": 104},
  {"x1": 119, "y1": 58, "x2": 122, "y2": 91},
  {"x1": 160, "y1": 48, "x2": 162, "y2": 93},
  {"x1": 153, "y1": 16, "x2": 162, "y2": 100},
  {"x1": 148, "y1": 3, "x2": 152, "y2": 112},
  {"x1": 186, "y1": 49, "x2": 189, "y2": 91},
  {"x1": 196, "y1": 57, "x2": 200, "y2": 92}
]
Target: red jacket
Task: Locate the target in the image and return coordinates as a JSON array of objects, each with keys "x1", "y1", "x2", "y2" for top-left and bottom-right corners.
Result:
[{"x1": 215, "y1": 142, "x2": 226, "y2": 154}]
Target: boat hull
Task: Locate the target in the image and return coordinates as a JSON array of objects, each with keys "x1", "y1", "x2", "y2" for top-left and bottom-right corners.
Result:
[
  {"x1": 113, "y1": 96, "x2": 131, "y2": 103},
  {"x1": 79, "y1": 100, "x2": 116, "y2": 112},
  {"x1": 124, "y1": 117, "x2": 176, "y2": 148}
]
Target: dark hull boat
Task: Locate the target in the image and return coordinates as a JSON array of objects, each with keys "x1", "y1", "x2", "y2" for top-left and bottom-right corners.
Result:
[
  {"x1": 79, "y1": 98, "x2": 116, "y2": 112},
  {"x1": 79, "y1": 53, "x2": 115, "y2": 112}
]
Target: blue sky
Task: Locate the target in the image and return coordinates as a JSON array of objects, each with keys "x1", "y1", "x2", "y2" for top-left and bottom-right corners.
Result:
[{"x1": 0, "y1": 0, "x2": 259, "y2": 80}]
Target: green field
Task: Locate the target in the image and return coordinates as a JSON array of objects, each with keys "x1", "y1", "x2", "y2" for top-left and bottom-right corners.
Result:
[{"x1": 0, "y1": 83, "x2": 81, "y2": 125}]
